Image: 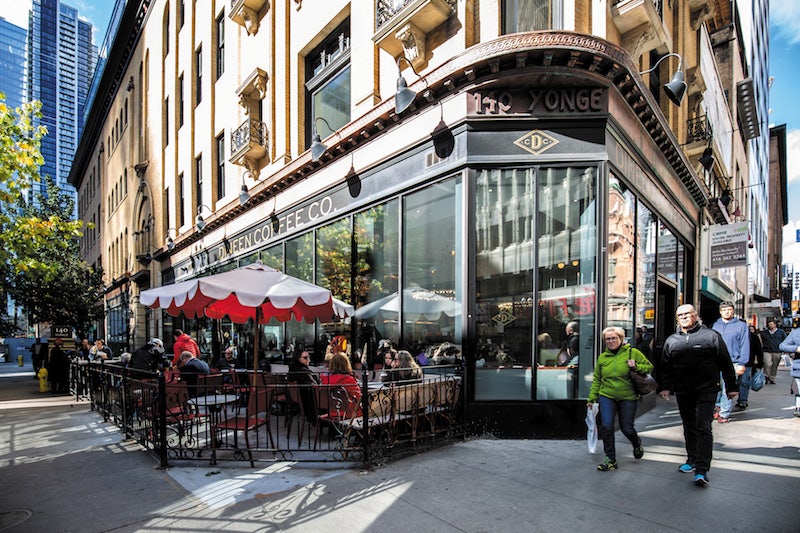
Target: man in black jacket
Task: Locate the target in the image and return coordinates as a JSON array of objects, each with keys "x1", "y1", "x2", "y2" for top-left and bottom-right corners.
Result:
[{"x1": 659, "y1": 303, "x2": 737, "y2": 488}]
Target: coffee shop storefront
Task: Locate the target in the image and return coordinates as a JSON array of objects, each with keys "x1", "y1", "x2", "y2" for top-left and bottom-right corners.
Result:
[{"x1": 159, "y1": 34, "x2": 704, "y2": 438}]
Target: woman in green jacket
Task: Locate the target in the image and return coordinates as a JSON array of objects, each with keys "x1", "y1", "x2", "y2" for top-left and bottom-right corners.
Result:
[{"x1": 587, "y1": 326, "x2": 654, "y2": 471}]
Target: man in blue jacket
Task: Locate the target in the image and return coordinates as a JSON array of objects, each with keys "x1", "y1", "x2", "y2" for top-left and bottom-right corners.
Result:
[
  {"x1": 660, "y1": 304, "x2": 737, "y2": 487},
  {"x1": 712, "y1": 301, "x2": 750, "y2": 420},
  {"x1": 778, "y1": 327, "x2": 800, "y2": 417}
]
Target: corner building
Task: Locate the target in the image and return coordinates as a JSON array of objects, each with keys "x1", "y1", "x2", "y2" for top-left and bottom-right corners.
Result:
[{"x1": 70, "y1": 1, "x2": 767, "y2": 438}]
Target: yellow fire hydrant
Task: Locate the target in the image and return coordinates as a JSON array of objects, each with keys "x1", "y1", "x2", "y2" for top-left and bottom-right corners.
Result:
[
  {"x1": 17, "y1": 354, "x2": 23, "y2": 366},
  {"x1": 37, "y1": 367, "x2": 49, "y2": 393}
]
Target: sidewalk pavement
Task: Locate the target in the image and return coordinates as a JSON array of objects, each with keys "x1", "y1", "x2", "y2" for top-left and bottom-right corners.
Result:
[{"x1": 1, "y1": 360, "x2": 799, "y2": 533}]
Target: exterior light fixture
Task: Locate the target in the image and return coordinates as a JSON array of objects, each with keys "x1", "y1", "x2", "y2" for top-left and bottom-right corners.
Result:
[
  {"x1": 639, "y1": 52, "x2": 686, "y2": 106},
  {"x1": 699, "y1": 146, "x2": 714, "y2": 171},
  {"x1": 195, "y1": 204, "x2": 213, "y2": 232},
  {"x1": 165, "y1": 228, "x2": 177, "y2": 251},
  {"x1": 239, "y1": 184, "x2": 250, "y2": 205},
  {"x1": 239, "y1": 170, "x2": 253, "y2": 205},
  {"x1": 395, "y1": 57, "x2": 417, "y2": 113},
  {"x1": 310, "y1": 117, "x2": 337, "y2": 162},
  {"x1": 394, "y1": 55, "x2": 429, "y2": 114}
]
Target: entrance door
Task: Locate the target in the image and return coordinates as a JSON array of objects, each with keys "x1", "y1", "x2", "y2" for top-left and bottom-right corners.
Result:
[{"x1": 652, "y1": 277, "x2": 677, "y2": 382}]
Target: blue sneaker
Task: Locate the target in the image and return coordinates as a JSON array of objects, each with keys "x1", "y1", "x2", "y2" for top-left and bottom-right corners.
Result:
[
  {"x1": 693, "y1": 473, "x2": 709, "y2": 487},
  {"x1": 678, "y1": 463, "x2": 695, "y2": 473}
]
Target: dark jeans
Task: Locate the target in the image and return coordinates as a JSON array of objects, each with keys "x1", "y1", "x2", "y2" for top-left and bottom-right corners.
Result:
[
  {"x1": 598, "y1": 395, "x2": 640, "y2": 462},
  {"x1": 675, "y1": 390, "x2": 717, "y2": 475}
]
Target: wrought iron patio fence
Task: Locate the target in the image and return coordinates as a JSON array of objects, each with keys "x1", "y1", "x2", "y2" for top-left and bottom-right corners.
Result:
[{"x1": 71, "y1": 362, "x2": 465, "y2": 468}]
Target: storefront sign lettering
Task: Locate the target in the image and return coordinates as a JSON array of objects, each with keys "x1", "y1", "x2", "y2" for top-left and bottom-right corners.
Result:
[
  {"x1": 470, "y1": 88, "x2": 605, "y2": 115},
  {"x1": 215, "y1": 196, "x2": 335, "y2": 261}
]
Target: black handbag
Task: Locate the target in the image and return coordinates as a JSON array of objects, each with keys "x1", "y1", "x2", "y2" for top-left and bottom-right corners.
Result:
[{"x1": 629, "y1": 369, "x2": 657, "y2": 395}]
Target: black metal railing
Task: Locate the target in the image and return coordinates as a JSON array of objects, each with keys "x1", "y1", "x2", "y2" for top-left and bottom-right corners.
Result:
[
  {"x1": 72, "y1": 361, "x2": 464, "y2": 469},
  {"x1": 230, "y1": 118, "x2": 268, "y2": 160},
  {"x1": 687, "y1": 115, "x2": 713, "y2": 143},
  {"x1": 375, "y1": 0, "x2": 457, "y2": 31}
]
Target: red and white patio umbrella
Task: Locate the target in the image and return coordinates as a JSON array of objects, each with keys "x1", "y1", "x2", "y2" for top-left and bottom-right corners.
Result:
[{"x1": 140, "y1": 263, "x2": 353, "y2": 371}]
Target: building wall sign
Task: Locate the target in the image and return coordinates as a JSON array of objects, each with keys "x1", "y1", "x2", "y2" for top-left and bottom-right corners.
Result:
[
  {"x1": 215, "y1": 196, "x2": 336, "y2": 262},
  {"x1": 709, "y1": 222, "x2": 749, "y2": 269},
  {"x1": 468, "y1": 88, "x2": 607, "y2": 116}
]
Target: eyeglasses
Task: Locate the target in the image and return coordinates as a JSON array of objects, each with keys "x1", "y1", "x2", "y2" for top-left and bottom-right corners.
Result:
[
  {"x1": 299, "y1": 355, "x2": 309, "y2": 360},
  {"x1": 604, "y1": 337, "x2": 621, "y2": 342},
  {"x1": 676, "y1": 312, "x2": 695, "y2": 318}
]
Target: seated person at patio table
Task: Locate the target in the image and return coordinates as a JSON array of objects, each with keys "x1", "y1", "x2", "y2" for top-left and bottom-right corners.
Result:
[
  {"x1": 288, "y1": 350, "x2": 320, "y2": 424},
  {"x1": 177, "y1": 351, "x2": 210, "y2": 396},
  {"x1": 382, "y1": 350, "x2": 423, "y2": 383},
  {"x1": 320, "y1": 353, "x2": 361, "y2": 419}
]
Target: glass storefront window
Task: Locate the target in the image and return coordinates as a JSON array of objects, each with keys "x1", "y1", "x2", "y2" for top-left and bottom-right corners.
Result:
[
  {"x1": 475, "y1": 168, "x2": 536, "y2": 400},
  {"x1": 607, "y1": 176, "x2": 636, "y2": 339},
  {"x1": 536, "y1": 166, "x2": 596, "y2": 399},
  {"x1": 636, "y1": 203, "x2": 656, "y2": 344},
  {"x1": 260, "y1": 243, "x2": 283, "y2": 270},
  {"x1": 474, "y1": 165, "x2": 597, "y2": 400},
  {"x1": 353, "y1": 201, "x2": 399, "y2": 368},
  {"x1": 402, "y1": 178, "x2": 462, "y2": 363},
  {"x1": 285, "y1": 232, "x2": 316, "y2": 362},
  {"x1": 658, "y1": 221, "x2": 677, "y2": 281}
]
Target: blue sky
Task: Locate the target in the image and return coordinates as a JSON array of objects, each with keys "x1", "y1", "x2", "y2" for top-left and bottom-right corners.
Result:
[{"x1": 770, "y1": 0, "x2": 800, "y2": 263}]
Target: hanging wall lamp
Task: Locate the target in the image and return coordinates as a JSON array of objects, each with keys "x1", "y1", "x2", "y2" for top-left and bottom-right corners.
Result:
[
  {"x1": 195, "y1": 204, "x2": 214, "y2": 232},
  {"x1": 310, "y1": 117, "x2": 338, "y2": 162},
  {"x1": 165, "y1": 227, "x2": 177, "y2": 251},
  {"x1": 394, "y1": 55, "x2": 430, "y2": 114},
  {"x1": 239, "y1": 170, "x2": 252, "y2": 206},
  {"x1": 639, "y1": 52, "x2": 687, "y2": 106},
  {"x1": 699, "y1": 146, "x2": 714, "y2": 171}
]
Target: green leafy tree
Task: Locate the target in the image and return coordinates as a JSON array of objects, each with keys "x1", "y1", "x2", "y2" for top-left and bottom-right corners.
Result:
[
  {"x1": 8, "y1": 175, "x2": 105, "y2": 337},
  {"x1": 0, "y1": 93, "x2": 103, "y2": 336}
]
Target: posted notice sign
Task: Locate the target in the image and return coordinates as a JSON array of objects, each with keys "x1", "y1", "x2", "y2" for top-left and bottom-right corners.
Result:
[{"x1": 709, "y1": 222, "x2": 749, "y2": 269}]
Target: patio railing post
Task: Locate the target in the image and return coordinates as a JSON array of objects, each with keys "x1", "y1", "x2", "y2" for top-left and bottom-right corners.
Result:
[
  {"x1": 157, "y1": 372, "x2": 168, "y2": 469},
  {"x1": 360, "y1": 367, "x2": 369, "y2": 469}
]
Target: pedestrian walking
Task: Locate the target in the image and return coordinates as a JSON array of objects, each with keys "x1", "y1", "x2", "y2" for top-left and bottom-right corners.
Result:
[
  {"x1": 711, "y1": 301, "x2": 750, "y2": 418},
  {"x1": 760, "y1": 319, "x2": 787, "y2": 385},
  {"x1": 778, "y1": 327, "x2": 800, "y2": 417},
  {"x1": 171, "y1": 329, "x2": 200, "y2": 367},
  {"x1": 659, "y1": 304, "x2": 737, "y2": 487},
  {"x1": 587, "y1": 326, "x2": 653, "y2": 471}
]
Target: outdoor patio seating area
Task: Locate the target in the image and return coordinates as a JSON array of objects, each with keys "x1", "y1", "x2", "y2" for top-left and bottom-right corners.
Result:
[{"x1": 75, "y1": 362, "x2": 464, "y2": 468}]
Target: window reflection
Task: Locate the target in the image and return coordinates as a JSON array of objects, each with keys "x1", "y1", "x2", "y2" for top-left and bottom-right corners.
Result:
[
  {"x1": 474, "y1": 166, "x2": 597, "y2": 400},
  {"x1": 636, "y1": 204, "x2": 656, "y2": 342},
  {"x1": 285, "y1": 232, "x2": 315, "y2": 362},
  {"x1": 402, "y1": 179, "x2": 462, "y2": 357},
  {"x1": 607, "y1": 176, "x2": 635, "y2": 339},
  {"x1": 353, "y1": 201, "x2": 399, "y2": 369},
  {"x1": 536, "y1": 166, "x2": 596, "y2": 399}
]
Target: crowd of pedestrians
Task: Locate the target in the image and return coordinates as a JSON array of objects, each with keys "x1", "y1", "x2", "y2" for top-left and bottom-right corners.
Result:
[{"x1": 589, "y1": 301, "x2": 800, "y2": 489}]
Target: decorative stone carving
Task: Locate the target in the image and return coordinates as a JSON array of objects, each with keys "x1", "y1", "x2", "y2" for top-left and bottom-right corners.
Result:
[
  {"x1": 395, "y1": 23, "x2": 425, "y2": 68},
  {"x1": 239, "y1": 6, "x2": 259, "y2": 35}
]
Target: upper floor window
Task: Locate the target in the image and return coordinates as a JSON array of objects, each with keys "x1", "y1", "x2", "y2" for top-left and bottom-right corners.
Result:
[
  {"x1": 215, "y1": 133, "x2": 225, "y2": 200},
  {"x1": 195, "y1": 46, "x2": 203, "y2": 105},
  {"x1": 305, "y1": 18, "x2": 350, "y2": 149},
  {"x1": 502, "y1": 0, "x2": 563, "y2": 33},
  {"x1": 216, "y1": 14, "x2": 225, "y2": 79},
  {"x1": 178, "y1": 73, "x2": 185, "y2": 127}
]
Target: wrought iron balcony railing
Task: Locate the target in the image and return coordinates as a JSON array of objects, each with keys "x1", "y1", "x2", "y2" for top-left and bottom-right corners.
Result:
[
  {"x1": 376, "y1": 0, "x2": 456, "y2": 31},
  {"x1": 230, "y1": 117, "x2": 268, "y2": 162},
  {"x1": 686, "y1": 115, "x2": 713, "y2": 143}
]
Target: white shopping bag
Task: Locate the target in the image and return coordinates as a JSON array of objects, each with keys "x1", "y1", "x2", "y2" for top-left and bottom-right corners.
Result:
[{"x1": 585, "y1": 403, "x2": 599, "y2": 454}]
